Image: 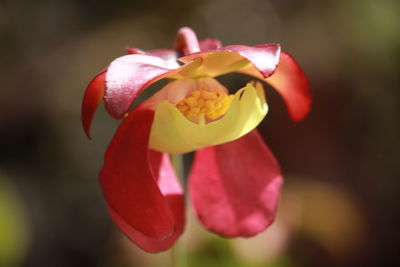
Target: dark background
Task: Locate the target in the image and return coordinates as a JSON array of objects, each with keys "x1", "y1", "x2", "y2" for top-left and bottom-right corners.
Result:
[{"x1": 0, "y1": 0, "x2": 399, "y2": 266}]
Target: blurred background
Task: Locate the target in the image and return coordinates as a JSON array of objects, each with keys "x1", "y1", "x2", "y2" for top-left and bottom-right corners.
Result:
[{"x1": 0, "y1": 0, "x2": 399, "y2": 266}]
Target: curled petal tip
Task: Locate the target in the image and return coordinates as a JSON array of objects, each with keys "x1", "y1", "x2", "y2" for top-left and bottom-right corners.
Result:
[
  {"x1": 177, "y1": 27, "x2": 197, "y2": 38},
  {"x1": 174, "y1": 27, "x2": 200, "y2": 55},
  {"x1": 81, "y1": 70, "x2": 106, "y2": 139}
]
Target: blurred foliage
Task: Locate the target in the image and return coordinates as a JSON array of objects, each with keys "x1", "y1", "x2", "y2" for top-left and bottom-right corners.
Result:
[
  {"x1": 0, "y1": 0, "x2": 399, "y2": 266},
  {"x1": 187, "y1": 236, "x2": 294, "y2": 267},
  {"x1": 0, "y1": 173, "x2": 29, "y2": 267}
]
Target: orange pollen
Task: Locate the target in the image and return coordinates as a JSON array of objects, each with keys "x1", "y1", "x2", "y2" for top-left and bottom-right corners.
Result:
[{"x1": 176, "y1": 89, "x2": 234, "y2": 124}]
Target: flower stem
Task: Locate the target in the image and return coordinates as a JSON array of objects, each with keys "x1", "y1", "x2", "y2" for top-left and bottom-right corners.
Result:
[
  {"x1": 171, "y1": 154, "x2": 184, "y2": 182},
  {"x1": 170, "y1": 154, "x2": 186, "y2": 267}
]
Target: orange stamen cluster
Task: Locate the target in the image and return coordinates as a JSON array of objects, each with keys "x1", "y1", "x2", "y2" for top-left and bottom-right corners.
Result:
[{"x1": 176, "y1": 89, "x2": 233, "y2": 124}]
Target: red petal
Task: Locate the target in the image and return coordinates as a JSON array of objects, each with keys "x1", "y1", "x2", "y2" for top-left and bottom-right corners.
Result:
[
  {"x1": 99, "y1": 107, "x2": 178, "y2": 242},
  {"x1": 239, "y1": 51, "x2": 311, "y2": 121},
  {"x1": 81, "y1": 70, "x2": 106, "y2": 139},
  {"x1": 179, "y1": 44, "x2": 280, "y2": 78},
  {"x1": 199, "y1": 39, "x2": 222, "y2": 51},
  {"x1": 189, "y1": 130, "x2": 283, "y2": 237},
  {"x1": 174, "y1": 27, "x2": 200, "y2": 55},
  {"x1": 265, "y1": 52, "x2": 311, "y2": 121},
  {"x1": 104, "y1": 55, "x2": 178, "y2": 118},
  {"x1": 108, "y1": 150, "x2": 184, "y2": 252}
]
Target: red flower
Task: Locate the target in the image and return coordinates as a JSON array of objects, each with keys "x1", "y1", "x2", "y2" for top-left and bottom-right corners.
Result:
[{"x1": 82, "y1": 27, "x2": 311, "y2": 252}]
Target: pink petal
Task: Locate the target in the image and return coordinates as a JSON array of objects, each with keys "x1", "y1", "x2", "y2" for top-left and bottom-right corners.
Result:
[
  {"x1": 199, "y1": 39, "x2": 222, "y2": 51},
  {"x1": 240, "y1": 51, "x2": 311, "y2": 121},
  {"x1": 221, "y1": 44, "x2": 281, "y2": 77},
  {"x1": 174, "y1": 27, "x2": 200, "y2": 55},
  {"x1": 127, "y1": 47, "x2": 178, "y2": 61},
  {"x1": 179, "y1": 44, "x2": 280, "y2": 78},
  {"x1": 189, "y1": 130, "x2": 283, "y2": 237},
  {"x1": 146, "y1": 49, "x2": 179, "y2": 61},
  {"x1": 105, "y1": 54, "x2": 202, "y2": 119},
  {"x1": 108, "y1": 150, "x2": 184, "y2": 253},
  {"x1": 105, "y1": 55, "x2": 176, "y2": 118},
  {"x1": 99, "y1": 107, "x2": 179, "y2": 243},
  {"x1": 81, "y1": 70, "x2": 106, "y2": 139}
]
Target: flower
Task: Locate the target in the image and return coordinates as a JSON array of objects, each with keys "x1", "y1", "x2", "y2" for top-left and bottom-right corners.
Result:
[{"x1": 81, "y1": 27, "x2": 311, "y2": 253}]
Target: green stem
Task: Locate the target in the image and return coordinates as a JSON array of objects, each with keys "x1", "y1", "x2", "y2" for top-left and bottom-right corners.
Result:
[
  {"x1": 170, "y1": 154, "x2": 185, "y2": 267},
  {"x1": 171, "y1": 245, "x2": 178, "y2": 267},
  {"x1": 171, "y1": 154, "x2": 184, "y2": 182}
]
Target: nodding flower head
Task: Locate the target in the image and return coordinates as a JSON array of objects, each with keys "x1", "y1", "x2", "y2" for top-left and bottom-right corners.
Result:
[{"x1": 82, "y1": 27, "x2": 311, "y2": 253}]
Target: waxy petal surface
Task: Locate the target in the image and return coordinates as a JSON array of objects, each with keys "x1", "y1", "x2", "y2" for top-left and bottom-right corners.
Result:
[
  {"x1": 105, "y1": 55, "x2": 175, "y2": 118},
  {"x1": 99, "y1": 107, "x2": 177, "y2": 241},
  {"x1": 240, "y1": 52, "x2": 311, "y2": 121},
  {"x1": 179, "y1": 44, "x2": 280, "y2": 78},
  {"x1": 189, "y1": 130, "x2": 283, "y2": 237},
  {"x1": 150, "y1": 82, "x2": 268, "y2": 154},
  {"x1": 105, "y1": 54, "x2": 201, "y2": 118},
  {"x1": 108, "y1": 151, "x2": 184, "y2": 252},
  {"x1": 127, "y1": 47, "x2": 179, "y2": 62},
  {"x1": 81, "y1": 70, "x2": 106, "y2": 138}
]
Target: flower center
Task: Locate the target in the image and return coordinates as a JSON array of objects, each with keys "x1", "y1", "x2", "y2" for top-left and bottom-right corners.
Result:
[{"x1": 176, "y1": 89, "x2": 233, "y2": 124}]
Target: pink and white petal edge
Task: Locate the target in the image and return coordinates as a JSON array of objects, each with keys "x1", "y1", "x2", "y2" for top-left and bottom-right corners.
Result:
[{"x1": 104, "y1": 54, "x2": 201, "y2": 118}]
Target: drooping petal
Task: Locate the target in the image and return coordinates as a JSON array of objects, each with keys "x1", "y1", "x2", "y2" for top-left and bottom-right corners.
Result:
[
  {"x1": 99, "y1": 107, "x2": 178, "y2": 243},
  {"x1": 239, "y1": 52, "x2": 311, "y2": 121},
  {"x1": 105, "y1": 54, "x2": 201, "y2": 118},
  {"x1": 108, "y1": 150, "x2": 184, "y2": 253},
  {"x1": 174, "y1": 27, "x2": 200, "y2": 55},
  {"x1": 179, "y1": 44, "x2": 280, "y2": 78},
  {"x1": 199, "y1": 39, "x2": 222, "y2": 51},
  {"x1": 265, "y1": 52, "x2": 311, "y2": 121},
  {"x1": 81, "y1": 70, "x2": 106, "y2": 139},
  {"x1": 149, "y1": 81, "x2": 268, "y2": 154},
  {"x1": 189, "y1": 130, "x2": 283, "y2": 237}
]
